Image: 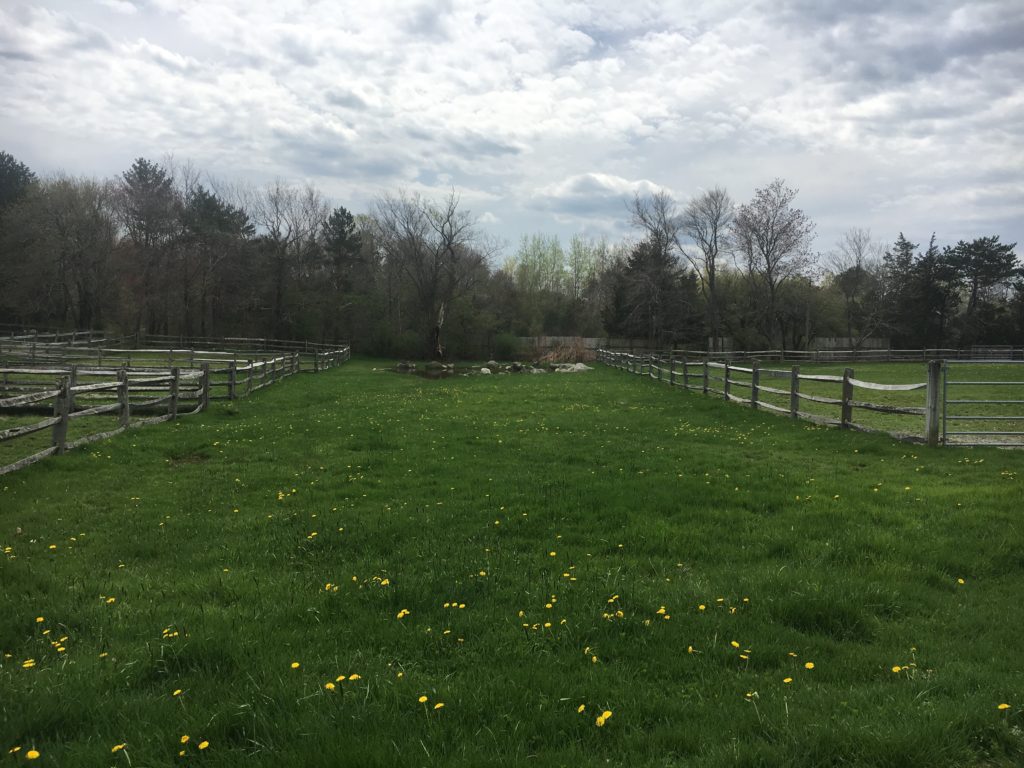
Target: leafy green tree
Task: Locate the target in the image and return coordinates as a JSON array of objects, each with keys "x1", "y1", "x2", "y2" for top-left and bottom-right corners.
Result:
[
  {"x1": 117, "y1": 158, "x2": 180, "y2": 334},
  {"x1": 0, "y1": 151, "x2": 36, "y2": 212}
]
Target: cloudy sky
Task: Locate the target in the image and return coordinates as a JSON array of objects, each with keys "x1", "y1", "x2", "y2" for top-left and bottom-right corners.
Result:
[{"x1": 2, "y1": 0, "x2": 1022, "y2": 257}]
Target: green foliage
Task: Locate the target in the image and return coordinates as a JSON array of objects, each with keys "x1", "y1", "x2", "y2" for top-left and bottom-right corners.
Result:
[{"x1": 1, "y1": 362, "x2": 1022, "y2": 766}]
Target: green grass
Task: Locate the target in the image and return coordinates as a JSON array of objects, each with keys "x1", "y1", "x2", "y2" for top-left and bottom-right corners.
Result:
[{"x1": 1, "y1": 359, "x2": 1023, "y2": 766}]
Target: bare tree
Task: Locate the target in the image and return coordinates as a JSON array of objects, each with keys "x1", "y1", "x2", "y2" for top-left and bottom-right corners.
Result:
[
  {"x1": 249, "y1": 180, "x2": 328, "y2": 337},
  {"x1": 732, "y1": 179, "x2": 815, "y2": 349},
  {"x1": 681, "y1": 187, "x2": 733, "y2": 351},
  {"x1": 828, "y1": 227, "x2": 884, "y2": 348},
  {"x1": 373, "y1": 189, "x2": 491, "y2": 358}
]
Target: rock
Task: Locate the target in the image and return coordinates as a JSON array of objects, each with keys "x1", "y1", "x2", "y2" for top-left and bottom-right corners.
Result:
[
  {"x1": 480, "y1": 367, "x2": 491, "y2": 374},
  {"x1": 530, "y1": 367, "x2": 545, "y2": 374},
  {"x1": 424, "y1": 361, "x2": 445, "y2": 371},
  {"x1": 486, "y1": 360, "x2": 498, "y2": 367}
]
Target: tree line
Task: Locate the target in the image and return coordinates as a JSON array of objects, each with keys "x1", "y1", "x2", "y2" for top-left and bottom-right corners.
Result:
[{"x1": 1, "y1": 150, "x2": 1020, "y2": 357}]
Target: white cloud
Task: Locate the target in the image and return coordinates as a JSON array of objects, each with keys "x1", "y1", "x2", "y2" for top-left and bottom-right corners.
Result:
[{"x1": 0, "y1": 0, "x2": 1020, "y2": 250}]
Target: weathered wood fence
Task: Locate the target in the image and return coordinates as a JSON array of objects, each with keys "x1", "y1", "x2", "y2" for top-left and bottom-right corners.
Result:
[
  {"x1": 0, "y1": 343, "x2": 352, "y2": 476},
  {"x1": 598, "y1": 349, "x2": 942, "y2": 447}
]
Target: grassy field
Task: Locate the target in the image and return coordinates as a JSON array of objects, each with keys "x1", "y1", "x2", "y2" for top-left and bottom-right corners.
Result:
[{"x1": 1, "y1": 359, "x2": 1023, "y2": 766}]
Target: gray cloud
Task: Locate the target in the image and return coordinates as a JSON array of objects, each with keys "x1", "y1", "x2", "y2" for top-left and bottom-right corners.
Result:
[{"x1": 0, "y1": 0, "x2": 1020, "y2": 251}]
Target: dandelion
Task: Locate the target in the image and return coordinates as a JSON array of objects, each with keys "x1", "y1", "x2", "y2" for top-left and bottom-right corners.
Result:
[
  {"x1": 111, "y1": 743, "x2": 126, "y2": 753},
  {"x1": 26, "y1": 750, "x2": 40, "y2": 760},
  {"x1": 595, "y1": 710, "x2": 613, "y2": 727},
  {"x1": 783, "y1": 677, "x2": 793, "y2": 684},
  {"x1": 21, "y1": 659, "x2": 35, "y2": 668},
  {"x1": 577, "y1": 704, "x2": 585, "y2": 713},
  {"x1": 698, "y1": 604, "x2": 706, "y2": 611},
  {"x1": 804, "y1": 662, "x2": 814, "y2": 670},
  {"x1": 348, "y1": 674, "x2": 361, "y2": 681},
  {"x1": 418, "y1": 695, "x2": 428, "y2": 703},
  {"x1": 198, "y1": 741, "x2": 209, "y2": 750},
  {"x1": 180, "y1": 736, "x2": 189, "y2": 744},
  {"x1": 290, "y1": 661, "x2": 301, "y2": 669},
  {"x1": 35, "y1": 617, "x2": 44, "y2": 623},
  {"x1": 892, "y1": 666, "x2": 901, "y2": 673},
  {"x1": 549, "y1": 551, "x2": 556, "y2": 557},
  {"x1": 997, "y1": 703, "x2": 1011, "y2": 710},
  {"x1": 396, "y1": 609, "x2": 411, "y2": 619},
  {"x1": 730, "y1": 641, "x2": 740, "y2": 648},
  {"x1": 957, "y1": 578, "x2": 965, "y2": 585},
  {"x1": 172, "y1": 688, "x2": 183, "y2": 696},
  {"x1": 434, "y1": 702, "x2": 445, "y2": 710},
  {"x1": 325, "y1": 682, "x2": 336, "y2": 691},
  {"x1": 105, "y1": 597, "x2": 116, "y2": 604}
]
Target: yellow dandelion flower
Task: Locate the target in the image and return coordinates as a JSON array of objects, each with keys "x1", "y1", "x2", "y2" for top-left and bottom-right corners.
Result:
[
  {"x1": 396, "y1": 609, "x2": 410, "y2": 619},
  {"x1": 325, "y1": 682, "x2": 336, "y2": 691},
  {"x1": 434, "y1": 702, "x2": 445, "y2": 710},
  {"x1": 180, "y1": 736, "x2": 189, "y2": 744},
  {"x1": 111, "y1": 743, "x2": 126, "y2": 753},
  {"x1": 892, "y1": 666, "x2": 901, "y2": 674},
  {"x1": 35, "y1": 617, "x2": 44, "y2": 623},
  {"x1": 997, "y1": 703, "x2": 1010, "y2": 710},
  {"x1": 730, "y1": 641, "x2": 740, "y2": 648},
  {"x1": 26, "y1": 750, "x2": 40, "y2": 760},
  {"x1": 577, "y1": 704, "x2": 585, "y2": 713},
  {"x1": 418, "y1": 695, "x2": 428, "y2": 703},
  {"x1": 290, "y1": 661, "x2": 300, "y2": 669},
  {"x1": 348, "y1": 674, "x2": 361, "y2": 681},
  {"x1": 198, "y1": 741, "x2": 209, "y2": 750},
  {"x1": 783, "y1": 677, "x2": 793, "y2": 684},
  {"x1": 698, "y1": 604, "x2": 706, "y2": 611},
  {"x1": 804, "y1": 662, "x2": 814, "y2": 670},
  {"x1": 549, "y1": 551, "x2": 556, "y2": 557}
]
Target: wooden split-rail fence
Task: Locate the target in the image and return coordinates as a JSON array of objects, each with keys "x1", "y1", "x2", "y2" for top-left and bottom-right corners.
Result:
[
  {"x1": 0, "y1": 345, "x2": 351, "y2": 476},
  {"x1": 598, "y1": 349, "x2": 942, "y2": 446}
]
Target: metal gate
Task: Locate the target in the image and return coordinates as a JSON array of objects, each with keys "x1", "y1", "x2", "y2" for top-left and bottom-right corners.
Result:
[{"x1": 943, "y1": 360, "x2": 1024, "y2": 447}]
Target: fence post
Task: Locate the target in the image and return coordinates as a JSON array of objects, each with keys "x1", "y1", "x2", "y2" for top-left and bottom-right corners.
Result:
[
  {"x1": 750, "y1": 361, "x2": 760, "y2": 409},
  {"x1": 228, "y1": 361, "x2": 237, "y2": 399},
  {"x1": 118, "y1": 367, "x2": 130, "y2": 428},
  {"x1": 790, "y1": 365, "x2": 800, "y2": 418},
  {"x1": 723, "y1": 361, "x2": 731, "y2": 401},
  {"x1": 925, "y1": 359, "x2": 942, "y2": 447},
  {"x1": 702, "y1": 358, "x2": 709, "y2": 395},
  {"x1": 293, "y1": 352, "x2": 299, "y2": 374},
  {"x1": 201, "y1": 363, "x2": 210, "y2": 411},
  {"x1": 841, "y1": 367, "x2": 854, "y2": 429},
  {"x1": 52, "y1": 376, "x2": 71, "y2": 454},
  {"x1": 68, "y1": 363, "x2": 78, "y2": 413},
  {"x1": 169, "y1": 367, "x2": 179, "y2": 420},
  {"x1": 669, "y1": 354, "x2": 676, "y2": 386}
]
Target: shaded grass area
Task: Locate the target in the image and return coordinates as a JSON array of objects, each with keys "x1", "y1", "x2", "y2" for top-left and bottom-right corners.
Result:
[{"x1": 1, "y1": 359, "x2": 1022, "y2": 766}]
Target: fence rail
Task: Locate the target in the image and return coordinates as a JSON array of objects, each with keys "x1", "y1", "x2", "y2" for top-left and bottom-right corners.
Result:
[
  {"x1": 598, "y1": 349, "x2": 944, "y2": 446},
  {"x1": 0, "y1": 341, "x2": 352, "y2": 476},
  {"x1": 608, "y1": 347, "x2": 1024, "y2": 363},
  {"x1": 942, "y1": 361, "x2": 1024, "y2": 447}
]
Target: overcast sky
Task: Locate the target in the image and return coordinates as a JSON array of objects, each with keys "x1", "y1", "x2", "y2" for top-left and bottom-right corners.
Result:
[{"x1": 2, "y1": 0, "x2": 1022, "y2": 258}]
